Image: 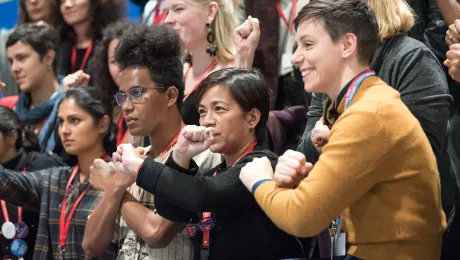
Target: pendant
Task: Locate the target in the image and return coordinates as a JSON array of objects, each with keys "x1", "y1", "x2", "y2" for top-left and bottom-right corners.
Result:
[
  {"x1": 10, "y1": 239, "x2": 27, "y2": 257},
  {"x1": 1, "y1": 221, "x2": 16, "y2": 239},
  {"x1": 14, "y1": 222, "x2": 29, "y2": 239}
]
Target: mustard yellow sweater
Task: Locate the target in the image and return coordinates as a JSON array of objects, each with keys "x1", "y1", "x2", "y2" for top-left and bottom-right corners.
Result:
[{"x1": 255, "y1": 76, "x2": 446, "y2": 260}]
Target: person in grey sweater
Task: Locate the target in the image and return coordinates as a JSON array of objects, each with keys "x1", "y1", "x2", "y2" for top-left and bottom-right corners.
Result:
[{"x1": 298, "y1": 1, "x2": 456, "y2": 215}]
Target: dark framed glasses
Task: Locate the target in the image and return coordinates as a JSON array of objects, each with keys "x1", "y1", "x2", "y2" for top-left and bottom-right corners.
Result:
[
  {"x1": 114, "y1": 86, "x2": 164, "y2": 106},
  {"x1": 186, "y1": 217, "x2": 217, "y2": 237}
]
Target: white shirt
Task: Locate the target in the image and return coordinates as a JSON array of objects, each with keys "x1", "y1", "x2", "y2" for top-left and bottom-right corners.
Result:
[{"x1": 142, "y1": 0, "x2": 166, "y2": 25}]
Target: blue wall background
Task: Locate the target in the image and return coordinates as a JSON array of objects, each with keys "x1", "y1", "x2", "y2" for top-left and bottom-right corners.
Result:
[{"x1": 0, "y1": 0, "x2": 141, "y2": 29}]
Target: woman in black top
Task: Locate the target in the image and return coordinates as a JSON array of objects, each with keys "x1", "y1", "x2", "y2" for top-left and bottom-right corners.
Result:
[
  {"x1": 0, "y1": 106, "x2": 64, "y2": 260},
  {"x1": 114, "y1": 68, "x2": 305, "y2": 260}
]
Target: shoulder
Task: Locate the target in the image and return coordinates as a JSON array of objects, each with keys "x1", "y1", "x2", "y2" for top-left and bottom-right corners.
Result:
[
  {"x1": 193, "y1": 149, "x2": 223, "y2": 172},
  {"x1": 26, "y1": 152, "x2": 67, "y2": 171},
  {"x1": 237, "y1": 149, "x2": 278, "y2": 168},
  {"x1": 383, "y1": 36, "x2": 440, "y2": 64}
]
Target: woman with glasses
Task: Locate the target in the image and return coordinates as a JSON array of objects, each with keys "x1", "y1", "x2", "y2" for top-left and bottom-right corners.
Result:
[
  {"x1": 0, "y1": 87, "x2": 118, "y2": 259},
  {"x1": 114, "y1": 68, "x2": 305, "y2": 260}
]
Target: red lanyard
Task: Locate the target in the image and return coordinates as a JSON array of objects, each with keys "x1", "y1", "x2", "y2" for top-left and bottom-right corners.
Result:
[
  {"x1": 152, "y1": 0, "x2": 167, "y2": 25},
  {"x1": 201, "y1": 141, "x2": 258, "y2": 247},
  {"x1": 158, "y1": 126, "x2": 185, "y2": 161},
  {"x1": 70, "y1": 41, "x2": 94, "y2": 73},
  {"x1": 59, "y1": 156, "x2": 106, "y2": 250},
  {"x1": 116, "y1": 115, "x2": 130, "y2": 146},
  {"x1": 0, "y1": 167, "x2": 26, "y2": 223},
  {"x1": 276, "y1": 0, "x2": 297, "y2": 34},
  {"x1": 183, "y1": 61, "x2": 217, "y2": 102}
]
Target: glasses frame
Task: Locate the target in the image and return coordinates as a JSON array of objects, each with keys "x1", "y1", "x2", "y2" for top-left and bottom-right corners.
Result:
[{"x1": 114, "y1": 86, "x2": 165, "y2": 106}]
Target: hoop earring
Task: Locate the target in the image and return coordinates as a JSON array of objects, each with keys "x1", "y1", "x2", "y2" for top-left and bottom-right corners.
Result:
[{"x1": 206, "y1": 23, "x2": 218, "y2": 57}]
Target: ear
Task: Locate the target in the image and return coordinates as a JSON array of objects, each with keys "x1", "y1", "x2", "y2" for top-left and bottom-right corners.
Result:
[
  {"x1": 245, "y1": 108, "x2": 261, "y2": 130},
  {"x1": 207, "y1": 2, "x2": 219, "y2": 24},
  {"x1": 341, "y1": 33, "x2": 359, "y2": 60},
  {"x1": 43, "y1": 49, "x2": 56, "y2": 69},
  {"x1": 166, "y1": 86, "x2": 179, "y2": 108},
  {"x1": 98, "y1": 115, "x2": 111, "y2": 135}
]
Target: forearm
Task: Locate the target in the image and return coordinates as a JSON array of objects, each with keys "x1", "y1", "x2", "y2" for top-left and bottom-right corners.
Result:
[
  {"x1": 436, "y1": 0, "x2": 460, "y2": 25},
  {"x1": 234, "y1": 49, "x2": 255, "y2": 69},
  {"x1": 120, "y1": 192, "x2": 183, "y2": 248},
  {"x1": 82, "y1": 188, "x2": 124, "y2": 257}
]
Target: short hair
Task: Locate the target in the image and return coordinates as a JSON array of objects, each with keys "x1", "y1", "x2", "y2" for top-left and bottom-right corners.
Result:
[
  {"x1": 294, "y1": 0, "x2": 379, "y2": 64},
  {"x1": 6, "y1": 24, "x2": 60, "y2": 74},
  {"x1": 196, "y1": 68, "x2": 271, "y2": 142},
  {"x1": 368, "y1": 0, "x2": 415, "y2": 41},
  {"x1": 115, "y1": 24, "x2": 184, "y2": 109},
  {"x1": 88, "y1": 20, "x2": 135, "y2": 107}
]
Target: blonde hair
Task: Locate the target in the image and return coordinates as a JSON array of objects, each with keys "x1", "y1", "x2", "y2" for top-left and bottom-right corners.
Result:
[
  {"x1": 368, "y1": 0, "x2": 415, "y2": 41},
  {"x1": 189, "y1": 0, "x2": 238, "y2": 63}
]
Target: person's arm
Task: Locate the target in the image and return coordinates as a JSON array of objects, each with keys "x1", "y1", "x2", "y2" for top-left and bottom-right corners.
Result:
[
  {"x1": 136, "y1": 151, "x2": 276, "y2": 213},
  {"x1": 395, "y1": 47, "x2": 452, "y2": 161},
  {"x1": 253, "y1": 110, "x2": 390, "y2": 237},
  {"x1": 0, "y1": 165, "x2": 42, "y2": 212},
  {"x1": 82, "y1": 188, "x2": 124, "y2": 257},
  {"x1": 118, "y1": 192, "x2": 185, "y2": 248},
  {"x1": 436, "y1": 0, "x2": 460, "y2": 25},
  {"x1": 297, "y1": 92, "x2": 326, "y2": 164}
]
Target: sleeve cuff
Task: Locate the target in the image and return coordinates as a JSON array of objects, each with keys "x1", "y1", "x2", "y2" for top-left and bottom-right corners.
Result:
[
  {"x1": 251, "y1": 179, "x2": 272, "y2": 194},
  {"x1": 136, "y1": 157, "x2": 165, "y2": 193}
]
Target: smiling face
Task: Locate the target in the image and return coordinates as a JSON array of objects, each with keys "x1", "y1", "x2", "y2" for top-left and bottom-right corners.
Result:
[
  {"x1": 24, "y1": 0, "x2": 53, "y2": 22},
  {"x1": 60, "y1": 0, "x2": 90, "y2": 27},
  {"x1": 198, "y1": 85, "x2": 257, "y2": 155},
  {"x1": 291, "y1": 20, "x2": 344, "y2": 94},
  {"x1": 164, "y1": 0, "x2": 210, "y2": 50}
]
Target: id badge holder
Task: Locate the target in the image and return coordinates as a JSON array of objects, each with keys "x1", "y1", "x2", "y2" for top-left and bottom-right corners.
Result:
[{"x1": 330, "y1": 218, "x2": 346, "y2": 257}]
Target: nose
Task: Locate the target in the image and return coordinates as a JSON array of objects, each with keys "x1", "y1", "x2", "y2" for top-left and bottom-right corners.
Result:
[
  {"x1": 30, "y1": 0, "x2": 37, "y2": 4},
  {"x1": 59, "y1": 121, "x2": 71, "y2": 137},
  {"x1": 62, "y1": 0, "x2": 73, "y2": 8},
  {"x1": 291, "y1": 45, "x2": 304, "y2": 68},
  {"x1": 200, "y1": 112, "x2": 216, "y2": 128},
  {"x1": 121, "y1": 97, "x2": 134, "y2": 115},
  {"x1": 164, "y1": 12, "x2": 174, "y2": 26},
  {"x1": 10, "y1": 61, "x2": 20, "y2": 74}
]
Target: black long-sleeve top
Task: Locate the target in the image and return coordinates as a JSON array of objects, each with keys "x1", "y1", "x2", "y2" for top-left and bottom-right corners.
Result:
[{"x1": 135, "y1": 145, "x2": 305, "y2": 260}]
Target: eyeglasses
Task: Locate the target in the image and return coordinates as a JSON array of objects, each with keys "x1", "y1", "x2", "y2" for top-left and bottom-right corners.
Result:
[
  {"x1": 186, "y1": 217, "x2": 217, "y2": 237},
  {"x1": 114, "y1": 86, "x2": 164, "y2": 106}
]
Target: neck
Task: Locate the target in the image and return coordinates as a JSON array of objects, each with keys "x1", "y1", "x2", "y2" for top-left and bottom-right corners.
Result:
[
  {"x1": 328, "y1": 63, "x2": 369, "y2": 102},
  {"x1": 76, "y1": 144, "x2": 106, "y2": 180},
  {"x1": 147, "y1": 111, "x2": 184, "y2": 158},
  {"x1": 30, "y1": 74, "x2": 59, "y2": 109},
  {"x1": 223, "y1": 136, "x2": 257, "y2": 167},
  {"x1": 73, "y1": 21, "x2": 92, "y2": 48},
  {"x1": 0, "y1": 147, "x2": 17, "y2": 165},
  {"x1": 189, "y1": 41, "x2": 217, "y2": 76}
]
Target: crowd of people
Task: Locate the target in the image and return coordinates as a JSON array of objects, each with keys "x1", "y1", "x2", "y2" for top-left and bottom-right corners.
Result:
[{"x1": 0, "y1": 0, "x2": 459, "y2": 259}]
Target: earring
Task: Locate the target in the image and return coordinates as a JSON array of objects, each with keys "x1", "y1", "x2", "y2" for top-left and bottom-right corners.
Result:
[{"x1": 206, "y1": 23, "x2": 218, "y2": 57}]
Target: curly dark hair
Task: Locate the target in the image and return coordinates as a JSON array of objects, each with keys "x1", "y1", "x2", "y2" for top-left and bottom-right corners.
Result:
[
  {"x1": 87, "y1": 20, "x2": 135, "y2": 106},
  {"x1": 115, "y1": 24, "x2": 184, "y2": 109},
  {"x1": 57, "y1": 0, "x2": 125, "y2": 43},
  {"x1": 18, "y1": 0, "x2": 65, "y2": 28}
]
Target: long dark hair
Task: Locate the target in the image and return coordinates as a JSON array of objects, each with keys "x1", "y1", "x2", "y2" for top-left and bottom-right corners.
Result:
[
  {"x1": 0, "y1": 106, "x2": 40, "y2": 153},
  {"x1": 58, "y1": 0, "x2": 125, "y2": 43},
  {"x1": 88, "y1": 20, "x2": 135, "y2": 106},
  {"x1": 60, "y1": 87, "x2": 117, "y2": 154}
]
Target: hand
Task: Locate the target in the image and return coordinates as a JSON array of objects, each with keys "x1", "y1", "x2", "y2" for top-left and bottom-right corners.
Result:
[
  {"x1": 445, "y1": 44, "x2": 460, "y2": 83},
  {"x1": 274, "y1": 150, "x2": 313, "y2": 188},
  {"x1": 173, "y1": 125, "x2": 215, "y2": 165},
  {"x1": 63, "y1": 70, "x2": 90, "y2": 90},
  {"x1": 113, "y1": 144, "x2": 145, "y2": 177},
  {"x1": 89, "y1": 159, "x2": 135, "y2": 192},
  {"x1": 239, "y1": 157, "x2": 274, "y2": 192},
  {"x1": 0, "y1": 81, "x2": 5, "y2": 94},
  {"x1": 311, "y1": 117, "x2": 330, "y2": 153},
  {"x1": 234, "y1": 16, "x2": 260, "y2": 68},
  {"x1": 446, "y1": 19, "x2": 460, "y2": 46}
]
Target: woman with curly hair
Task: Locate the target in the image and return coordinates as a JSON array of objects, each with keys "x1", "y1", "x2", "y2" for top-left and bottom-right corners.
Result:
[{"x1": 57, "y1": 0, "x2": 125, "y2": 77}]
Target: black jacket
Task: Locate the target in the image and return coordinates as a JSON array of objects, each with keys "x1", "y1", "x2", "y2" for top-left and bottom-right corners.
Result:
[
  {"x1": 0, "y1": 149, "x2": 64, "y2": 260},
  {"x1": 136, "y1": 145, "x2": 305, "y2": 260}
]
